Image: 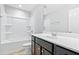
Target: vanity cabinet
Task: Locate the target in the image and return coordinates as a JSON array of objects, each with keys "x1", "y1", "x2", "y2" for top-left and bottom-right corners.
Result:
[
  {"x1": 31, "y1": 35, "x2": 53, "y2": 55},
  {"x1": 31, "y1": 35, "x2": 79, "y2": 55}
]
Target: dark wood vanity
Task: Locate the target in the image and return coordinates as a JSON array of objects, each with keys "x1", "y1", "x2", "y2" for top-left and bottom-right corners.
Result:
[{"x1": 31, "y1": 35, "x2": 79, "y2": 55}]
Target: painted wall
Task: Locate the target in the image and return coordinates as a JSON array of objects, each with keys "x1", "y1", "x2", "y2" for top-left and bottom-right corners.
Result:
[
  {"x1": 30, "y1": 5, "x2": 44, "y2": 33},
  {"x1": 0, "y1": 5, "x2": 1, "y2": 43},
  {"x1": 69, "y1": 7, "x2": 79, "y2": 33}
]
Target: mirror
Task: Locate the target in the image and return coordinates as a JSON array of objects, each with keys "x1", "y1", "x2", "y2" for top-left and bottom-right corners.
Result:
[
  {"x1": 69, "y1": 7, "x2": 79, "y2": 33},
  {"x1": 43, "y1": 4, "x2": 79, "y2": 34}
]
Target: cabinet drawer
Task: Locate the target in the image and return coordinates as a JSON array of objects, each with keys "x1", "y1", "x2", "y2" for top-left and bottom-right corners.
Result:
[
  {"x1": 35, "y1": 43, "x2": 41, "y2": 55},
  {"x1": 36, "y1": 37, "x2": 53, "y2": 52}
]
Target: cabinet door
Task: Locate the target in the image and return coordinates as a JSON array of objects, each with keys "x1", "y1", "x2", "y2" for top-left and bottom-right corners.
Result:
[
  {"x1": 54, "y1": 45, "x2": 68, "y2": 55},
  {"x1": 54, "y1": 45, "x2": 78, "y2": 55},
  {"x1": 35, "y1": 44, "x2": 41, "y2": 55},
  {"x1": 66, "y1": 51, "x2": 78, "y2": 55},
  {"x1": 36, "y1": 38, "x2": 53, "y2": 52},
  {"x1": 42, "y1": 48, "x2": 52, "y2": 55},
  {"x1": 31, "y1": 41, "x2": 35, "y2": 55}
]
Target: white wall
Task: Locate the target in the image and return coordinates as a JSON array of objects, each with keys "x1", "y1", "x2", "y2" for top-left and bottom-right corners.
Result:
[
  {"x1": 30, "y1": 5, "x2": 44, "y2": 33},
  {"x1": 69, "y1": 7, "x2": 79, "y2": 33},
  {"x1": 0, "y1": 5, "x2": 1, "y2": 43}
]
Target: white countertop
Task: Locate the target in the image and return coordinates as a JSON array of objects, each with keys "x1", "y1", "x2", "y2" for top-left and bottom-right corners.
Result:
[{"x1": 32, "y1": 33, "x2": 79, "y2": 53}]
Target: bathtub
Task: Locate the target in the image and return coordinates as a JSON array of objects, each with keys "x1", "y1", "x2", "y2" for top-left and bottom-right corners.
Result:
[
  {"x1": 1, "y1": 38, "x2": 30, "y2": 44},
  {"x1": 0, "y1": 38, "x2": 31, "y2": 55}
]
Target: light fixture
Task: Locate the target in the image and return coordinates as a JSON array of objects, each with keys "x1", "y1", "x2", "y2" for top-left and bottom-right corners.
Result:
[{"x1": 18, "y1": 4, "x2": 22, "y2": 7}]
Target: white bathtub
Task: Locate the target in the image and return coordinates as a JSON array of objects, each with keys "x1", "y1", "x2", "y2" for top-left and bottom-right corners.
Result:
[
  {"x1": 0, "y1": 39, "x2": 31, "y2": 55},
  {"x1": 1, "y1": 39, "x2": 29, "y2": 44}
]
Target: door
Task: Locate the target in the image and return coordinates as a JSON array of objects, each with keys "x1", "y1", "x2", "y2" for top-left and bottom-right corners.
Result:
[
  {"x1": 35, "y1": 43, "x2": 41, "y2": 55},
  {"x1": 54, "y1": 45, "x2": 68, "y2": 55},
  {"x1": 54, "y1": 45, "x2": 78, "y2": 55}
]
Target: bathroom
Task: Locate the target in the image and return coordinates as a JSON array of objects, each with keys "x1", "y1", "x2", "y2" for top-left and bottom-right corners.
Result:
[{"x1": 0, "y1": 4, "x2": 79, "y2": 55}]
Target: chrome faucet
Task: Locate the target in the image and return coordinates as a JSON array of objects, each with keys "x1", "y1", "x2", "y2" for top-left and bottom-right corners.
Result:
[{"x1": 51, "y1": 32, "x2": 57, "y2": 36}]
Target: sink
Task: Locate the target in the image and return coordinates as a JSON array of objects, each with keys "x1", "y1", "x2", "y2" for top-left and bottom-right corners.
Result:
[{"x1": 40, "y1": 33, "x2": 57, "y2": 39}]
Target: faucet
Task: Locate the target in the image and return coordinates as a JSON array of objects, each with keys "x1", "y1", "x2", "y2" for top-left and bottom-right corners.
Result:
[{"x1": 51, "y1": 32, "x2": 57, "y2": 36}]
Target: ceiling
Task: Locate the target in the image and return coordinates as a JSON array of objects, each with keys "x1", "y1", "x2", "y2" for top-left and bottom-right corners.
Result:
[
  {"x1": 5, "y1": 4, "x2": 37, "y2": 12},
  {"x1": 5, "y1": 4, "x2": 79, "y2": 14}
]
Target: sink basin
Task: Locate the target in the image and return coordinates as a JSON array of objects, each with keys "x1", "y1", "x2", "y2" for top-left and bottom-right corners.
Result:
[{"x1": 40, "y1": 33, "x2": 57, "y2": 39}]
